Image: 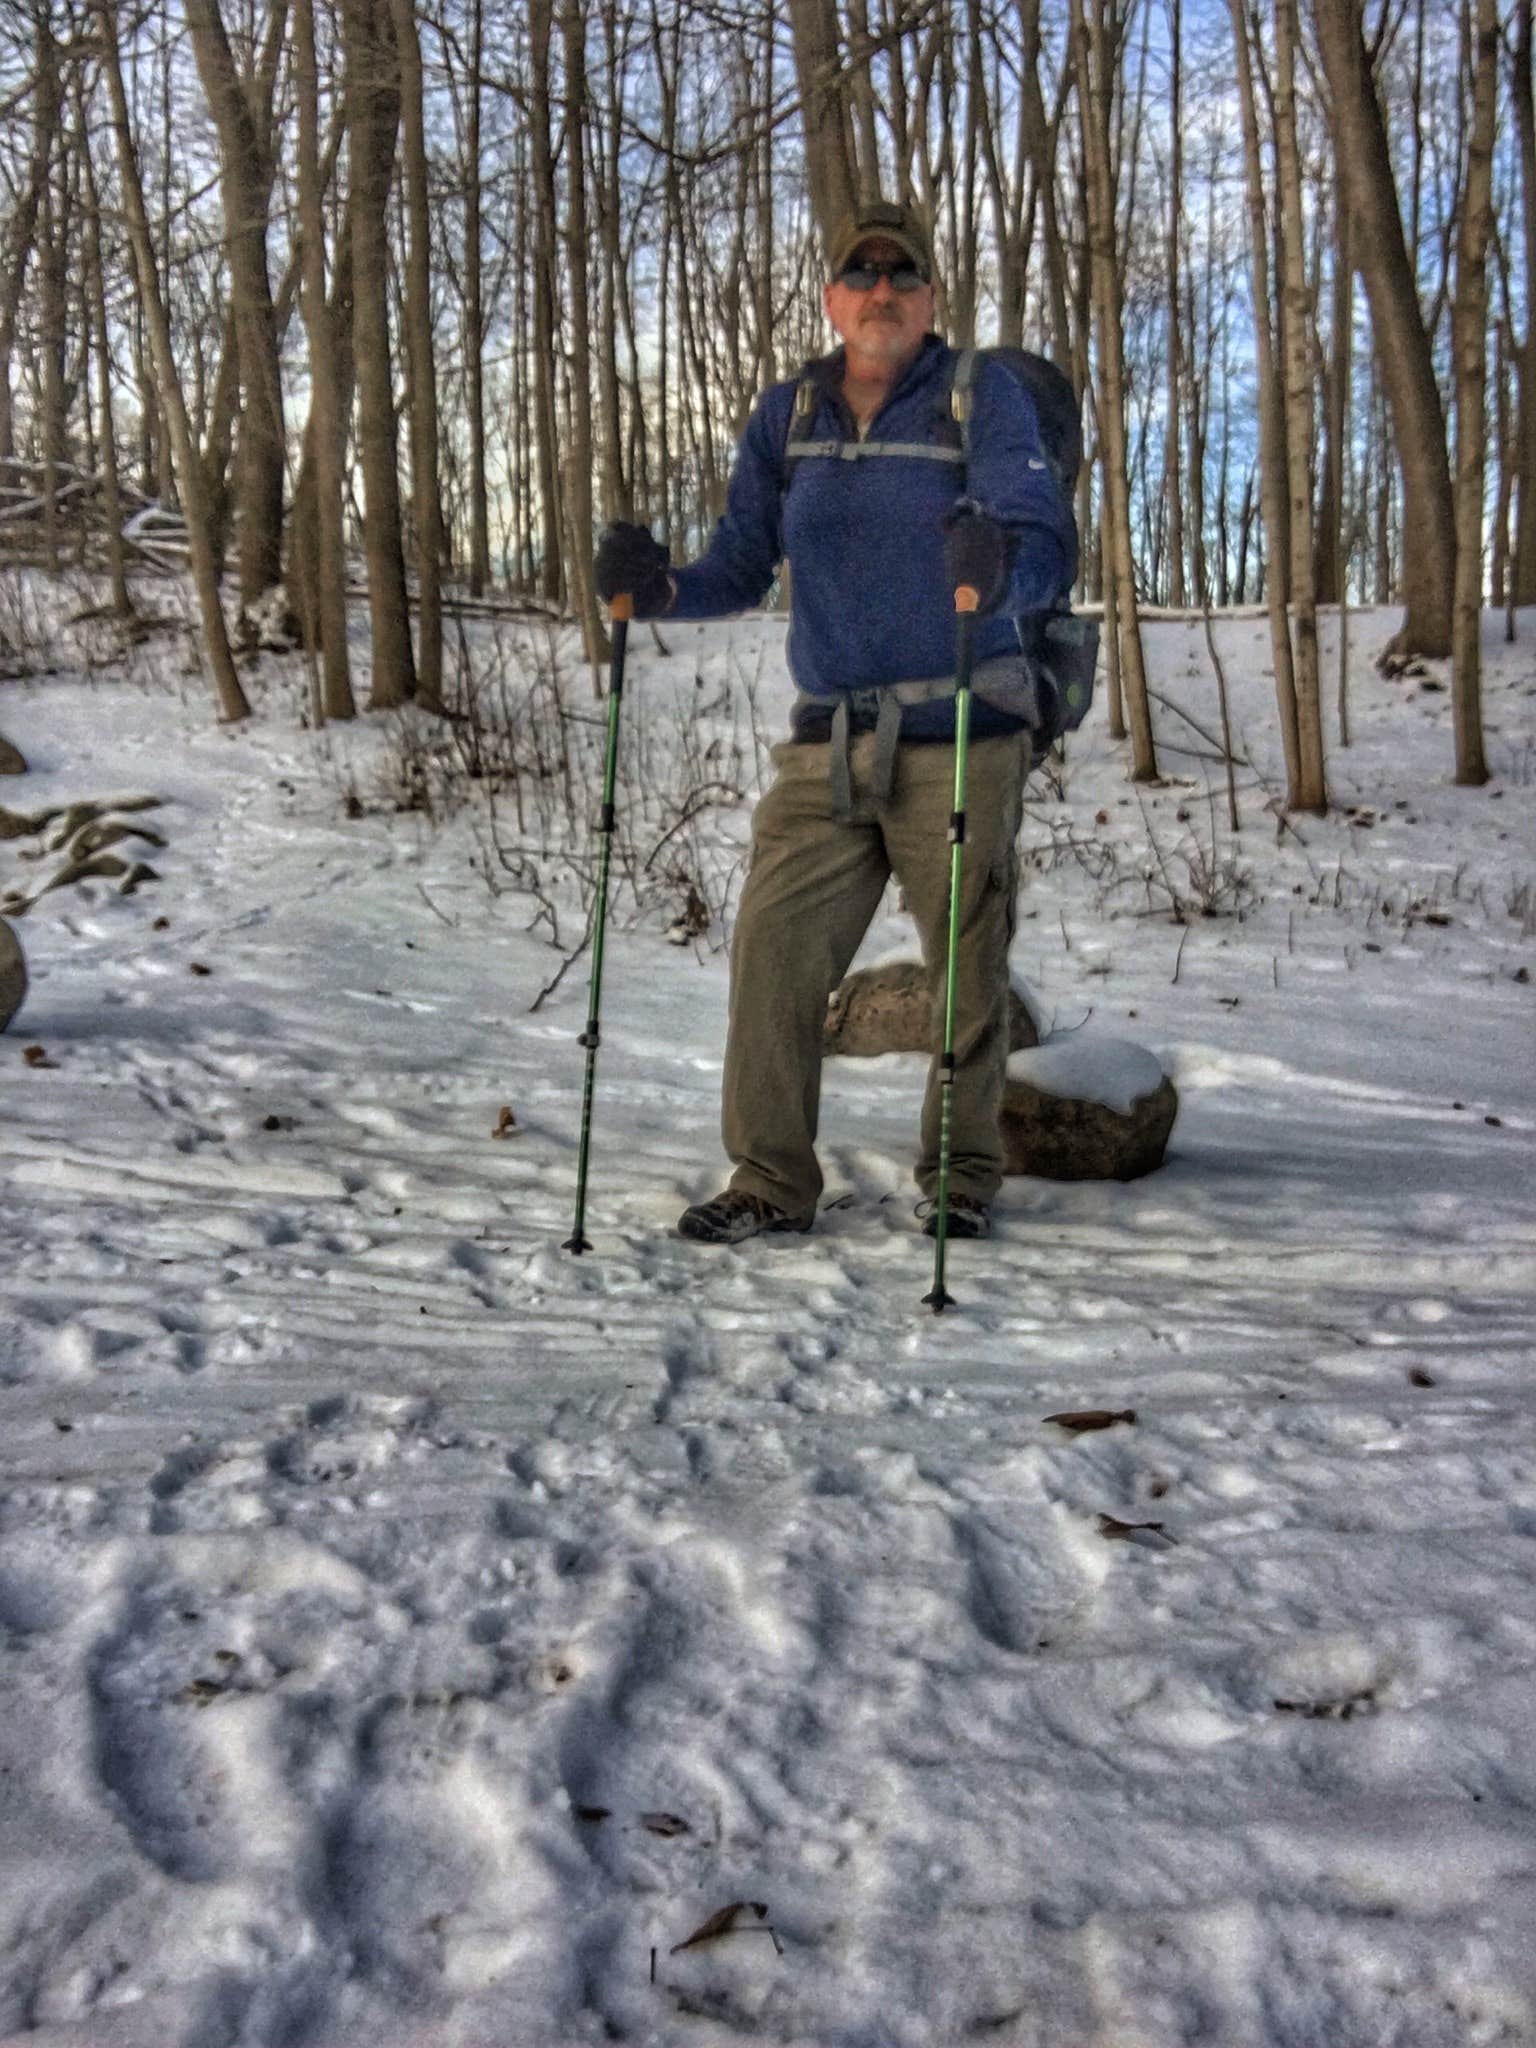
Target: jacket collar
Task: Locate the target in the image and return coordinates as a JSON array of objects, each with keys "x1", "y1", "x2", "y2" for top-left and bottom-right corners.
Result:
[{"x1": 803, "y1": 332, "x2": 948, "y2": 421}]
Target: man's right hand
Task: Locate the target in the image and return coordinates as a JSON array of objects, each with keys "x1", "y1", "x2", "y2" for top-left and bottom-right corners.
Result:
[{"x1": 594, "y1": 522, "x2": 672, "y2": 616}]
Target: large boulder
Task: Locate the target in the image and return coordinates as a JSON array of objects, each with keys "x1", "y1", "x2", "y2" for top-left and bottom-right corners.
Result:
[
  {"x1": 1001, "y1": 1035, "x2": 1177, "y2": 1181},
  {"x1": 0, "y1": 917, "x2": 25, "y2": 1030},
  {"x1": 825, "y1": 959, "x2": 1041, "y2": 1058}
]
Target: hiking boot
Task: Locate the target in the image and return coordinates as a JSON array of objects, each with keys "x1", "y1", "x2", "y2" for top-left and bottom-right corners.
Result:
[
  {"x1": 919, "y1": 1194, "x2": 992, "y2": 1240},
  {"x1": 677, "y1": 1188, "x2": 814, "y2": 1245}
]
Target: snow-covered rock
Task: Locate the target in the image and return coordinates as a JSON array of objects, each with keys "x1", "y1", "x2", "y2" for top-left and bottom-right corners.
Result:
[
  {"x1": 1002, "y1": 1032, "x2": 1177, "y2": 1179},
  {"x1": 824, "y1": 958, "x2": 1041, "y2": 1056},
  {"x1": 0, "y1": 916, "x2": 24, "y2": 1029}
]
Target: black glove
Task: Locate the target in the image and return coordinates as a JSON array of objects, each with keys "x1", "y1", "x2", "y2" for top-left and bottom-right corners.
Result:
[
  {"x1": 941, "y1": 500, "x2": 1013, "y2": 614},
  {"x1": 593, "y1": 521, "x2": 672, "y2": 615}
]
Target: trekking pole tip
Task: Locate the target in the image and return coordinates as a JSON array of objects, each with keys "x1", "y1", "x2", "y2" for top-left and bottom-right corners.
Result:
[
  {"x1": 562, "y1": 1232, "x2": 594, "y2": 1256},
  {"x1": 922, "y1": 1284, "x2": 956, "y2": 1313}
]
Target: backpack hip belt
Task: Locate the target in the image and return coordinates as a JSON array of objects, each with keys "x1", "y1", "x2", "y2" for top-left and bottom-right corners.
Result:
[{"x1": 797, "y1": 653, "x2": 1052, "y2": 818}]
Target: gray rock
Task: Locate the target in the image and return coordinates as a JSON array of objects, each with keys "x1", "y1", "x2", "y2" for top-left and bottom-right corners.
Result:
[
  {"x1": 1001, "y1": 1052, "x2": 1178, "y2": 1182},
  {"x1": 825, "y1": 959, "x2": 1040, "y2": 1058},
  {"x1": 0, "y1": 734, "x2": 26, "y2": 775},
  {"x1": 0, "y1": 918, "x2": 25, "y2": 1030}
]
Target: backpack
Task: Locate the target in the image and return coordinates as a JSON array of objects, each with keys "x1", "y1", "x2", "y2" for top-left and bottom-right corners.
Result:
[{"x1": 781, "y1": 346, "x2": 1099, "y2": 748}]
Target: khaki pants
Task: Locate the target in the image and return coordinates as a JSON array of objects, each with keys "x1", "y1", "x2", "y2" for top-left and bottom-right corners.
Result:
[{"x1": 723, "y1": 729, "x2": 1027, "y2": 1219}]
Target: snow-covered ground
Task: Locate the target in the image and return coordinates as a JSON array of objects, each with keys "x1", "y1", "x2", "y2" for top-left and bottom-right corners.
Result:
[{"x1": 1, "y1": 598, "x2": 1534, "y2": 2047}]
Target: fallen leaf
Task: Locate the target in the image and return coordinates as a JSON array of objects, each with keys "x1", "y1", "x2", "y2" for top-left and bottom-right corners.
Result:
[
  {"x1": 188, "y1": 961, "x2": 212, "y2": 976},
  {"x1": 492, "y1": 1105, "x2": 518, "y2": 1139},
  {"x1": 1274, "y1": 1689, "x2": 1376, "y2": 1721},
  {"x1": 670, "y1": 1901, "x2": 770, "y2": 1954},
  {"x1": 152, "y1": 915, "x2": 171, "y2": 930},
  {"x1": 574, "y1": 1805, "x2": 610, "y2": 1824},
  {"x1": 1096, "y1": 1514, "x2": 1172, "y2": 1542},
  {"x1": 176, "y1": 1677, "x2": 230, "y2": 1706},
  {"x1": 1407, "y1": 1367, "x2": 1436, "y2": 1388},
  {"x1": 1044, "y1": 1408, "x2": 1136, "y2": 1434},
  {"x1": 22, "y1": 1044, "x2": 58, "y2": 1069},
  {"x1": 640, "y1": 1811, "x2": 690, "y2": 1837}
]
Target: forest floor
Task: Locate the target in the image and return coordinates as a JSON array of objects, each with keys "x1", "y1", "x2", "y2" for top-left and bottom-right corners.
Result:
[{"x1": 1, "y1": 595, "x2": 1534, "y2": 2047}]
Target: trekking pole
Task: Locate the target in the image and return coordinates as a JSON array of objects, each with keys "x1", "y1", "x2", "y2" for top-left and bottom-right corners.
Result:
[
  {"x1": 922, "y1": 580, "x2": 980, "y2": 1314},
  {"x1": 563, "y1": 591, "x2": 633, "y2": 1255}
]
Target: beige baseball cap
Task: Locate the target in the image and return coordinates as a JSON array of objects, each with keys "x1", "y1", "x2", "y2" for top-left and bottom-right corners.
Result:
[{"x1": 827, "y1": 200, "x2": 933, "y2": 281}]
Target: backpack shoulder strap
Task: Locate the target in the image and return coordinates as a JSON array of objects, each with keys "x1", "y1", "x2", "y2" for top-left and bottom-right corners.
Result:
[
  {"x1": 781, "y1": 364, "x2": 835, "y2": 493},
  {"x1": 948, "y1": 347, "x2": 983, "y2": 476}
]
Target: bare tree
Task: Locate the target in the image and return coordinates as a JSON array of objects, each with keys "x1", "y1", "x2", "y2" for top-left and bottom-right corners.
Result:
[
  {"x1": 342, "y1": 0, "x2": 415, "y2": 709},
  {"x1": 77, "y1": 70, "x2": 130, "y2": 619},
  {"x1": 1230, "y1": 0, "x2": 1305, "y2": 806},
  {"x1": 185, "y1": 0, "x2": 287, "y2": 607},
  {"x1": 1076, "y1": 0, "x2": 1157, "y2": 781},
  {"x1": 787, "y1": 0, "x2": 860, "y2": 252},
  {"x1": 1512, "y1": 0, "x2": 1536, "y2": 606},
  {"x1": 0, "y1": 6, "x2": 63, "y2": 467},
  {"x1": 1312, "y1": 0, "x2": 1455, "y2": 663},
  {"x1": 292, "y1": 0, "x2": 353, "y2": 720},
  {"x1": 391, "y1": 0, "x2": 444, "y2": 709},
  {"x1": 1450, "y1": 0, "x2": 1497, "y2": 785},
  {"x1": 96, "y1": 0, "x2": 249, "y2": 722},
  {"x1": 1275, "y1": 0, "x2": 1326, "y2": 810}
]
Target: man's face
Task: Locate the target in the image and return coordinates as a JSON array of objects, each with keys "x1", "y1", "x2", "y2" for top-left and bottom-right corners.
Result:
[{"x1": 823, "y1": 235, "x2": 934, "y2": 367}]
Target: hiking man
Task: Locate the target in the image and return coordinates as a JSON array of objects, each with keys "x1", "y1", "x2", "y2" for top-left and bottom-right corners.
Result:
[{"x1": 593, "y1": 201, "x2": 1077, "y2": 1245}]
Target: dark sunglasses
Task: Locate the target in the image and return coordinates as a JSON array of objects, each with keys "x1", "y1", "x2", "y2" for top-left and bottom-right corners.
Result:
[{"x1": 834, "y1": 260, "x2": 928, "y2": 294}]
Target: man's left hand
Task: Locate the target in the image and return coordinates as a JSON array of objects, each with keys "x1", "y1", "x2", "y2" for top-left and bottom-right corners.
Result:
[{"x1": 941, "y1": 500, "x2": 1013, "y2": 614}]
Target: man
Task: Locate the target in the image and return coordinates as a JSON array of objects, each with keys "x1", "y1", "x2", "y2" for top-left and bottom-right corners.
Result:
[{"x1": 594, "y1": 201, "x2": 1075, "y2": 1245}]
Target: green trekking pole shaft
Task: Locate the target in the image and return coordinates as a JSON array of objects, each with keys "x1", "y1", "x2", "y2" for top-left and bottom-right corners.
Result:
[
  {"x1": 564, "y1": 591, "x2": 633, "y2": 1254},
  {"x1": 922, "y1": 582, "x2": 980, "y2": 1314}
]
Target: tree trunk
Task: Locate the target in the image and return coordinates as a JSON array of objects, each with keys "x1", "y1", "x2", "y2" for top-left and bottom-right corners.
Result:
[
  {"x1": 78, "y1": 76, "x2": 131, "y2": 619},
  {"x1": 1451, "y1": 0, "x2": 1497, "y2": 785},
  {"x1": 1162, "y1": 0, "x2": 1185, "y2": 608},
  {"x1": 1076, "y1": 0, "x2": 1157, "y2": 781},
  {"x1": 786, "y1": 0, "x2": 860, "y2": 257},
  {"x1": 97, "y1": 0, "x2": 249, "y2": 722},
  {"x1": 390, "y1": 0, "x2": 444, "y2": 710},
  {"x1": 1275, "y1": 0, "x2": 1326, "y2": 811},
  {"x1": 559, "y1": 0, "x2": 606, "y2": 675},
  {"x1": 1512, "y1": 0, "x2": 1536, "y2": 605},
  {"x1": 0, "y1": 12, "x2": 63, "y2": 467},
  {"x1": 185, "y1": 0, "x2": 286, "y2": 606},
  {"x1": 464, "y1": 0, "x2": 492, "y2": 592},
  {"x1": 528, "y1": 0, "x2": 564, "y2": 602},
  {"x1": 1316, "y1": 163, "x2": 1352, "y2": 606},
  {"x1": 1229, "y1": 0, "x2": 1303, "y2": 805},
  {"x1": 293, "y1": 0, "x2": 354, "y2": 721},
  {"x1": 341, "y1": 0, "x2": 416, "y2": 709},
  {"x1": 37, "y1": 108, "x2": 67, "y2": 576},
  {"x1": 1312, "y1": 0, "x2": 1455, "y2": 661}
]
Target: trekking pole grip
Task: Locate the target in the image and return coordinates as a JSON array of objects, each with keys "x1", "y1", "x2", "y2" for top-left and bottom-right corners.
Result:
[
  {"x1": 954, "y1": 584, "x2": 981, "y2": 616},
  {"x1": 609, "y1": 591, "x2": 635, "y2": 623}
]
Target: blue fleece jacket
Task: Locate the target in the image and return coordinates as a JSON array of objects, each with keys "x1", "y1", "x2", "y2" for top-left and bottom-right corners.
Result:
[{"x1": 667, "y1": 335, "x2": 1077, "y2": 741}]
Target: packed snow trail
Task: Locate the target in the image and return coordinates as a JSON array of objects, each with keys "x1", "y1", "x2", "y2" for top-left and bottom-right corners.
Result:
[{"x1": 1, "y1": 611, "x2": 1534, "y2": 2046}]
